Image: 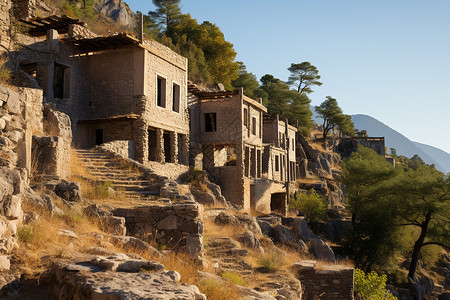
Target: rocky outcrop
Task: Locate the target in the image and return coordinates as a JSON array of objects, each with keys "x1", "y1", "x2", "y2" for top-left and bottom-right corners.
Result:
[
  {"x1": 53, "y1": 254, "x2": 206, "y2": 300},
  {"x1": 95, "y1": 0, "x2": 137, "y2": 29}
]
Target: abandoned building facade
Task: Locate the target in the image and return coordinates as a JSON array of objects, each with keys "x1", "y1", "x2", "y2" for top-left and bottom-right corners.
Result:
[{"x1": 9, "y1": 4, "x2": 299, "y2": 213}]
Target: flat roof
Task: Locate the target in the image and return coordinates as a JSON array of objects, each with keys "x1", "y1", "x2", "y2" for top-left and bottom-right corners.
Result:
[
  {"x1": 19, "y1": 15, "x2": 84, "y2": 36},
  {"x1": 66, "y1": 33, "x2": 141, "y2": 53}
]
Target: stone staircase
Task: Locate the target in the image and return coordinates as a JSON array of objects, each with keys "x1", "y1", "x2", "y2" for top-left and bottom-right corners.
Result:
[
  {"x1": 206, "y1": 237, "x2": 253, "y2": 276},
  {"x1": 75, "y1": 149, "x2": 159, "y2": 201}
]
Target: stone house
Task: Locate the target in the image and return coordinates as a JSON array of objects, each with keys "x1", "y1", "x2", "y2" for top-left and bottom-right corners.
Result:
[
  {"x1": 189, "y1": 87, "x2": 291, "y2": 213},
  {"x1": 15, "y1": 14, "x2": 189, "y2": 178},
  {"x1": 262, "y1": 114, "x2": 297, "y2": 183}
]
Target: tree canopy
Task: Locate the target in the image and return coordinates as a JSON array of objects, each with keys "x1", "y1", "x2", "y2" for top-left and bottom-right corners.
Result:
[
  {"x1": 341, "y1": 146, "x2": 450, "y2": 280},
  {"x1": 287, "y1": 62, "x2": 322, "y2": 94},
  {"x1": 315, "y1": 96, "x2": 354, "y2": 138},
  {"x1": 256, "y1": 74, "x2": 313, "y2": 132}
]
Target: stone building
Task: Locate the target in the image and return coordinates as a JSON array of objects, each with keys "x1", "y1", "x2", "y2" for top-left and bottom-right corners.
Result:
[
  {"x1": 189, "y1": 87, "x2": 290, "y2": 213},
  {"x1": 14, "y1": 14, "x2": 189, "y2": 178},
  {"x1": 262, "y1": 114, "x2": 297, "y2": 183}
]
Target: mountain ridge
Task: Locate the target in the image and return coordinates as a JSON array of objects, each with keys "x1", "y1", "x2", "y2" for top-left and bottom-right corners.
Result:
[{"x1": 311, "y1": 107, "x2": 449, "y2": 173}]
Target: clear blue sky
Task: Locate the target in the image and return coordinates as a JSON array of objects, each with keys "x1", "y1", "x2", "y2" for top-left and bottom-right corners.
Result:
[{"x1": 126, "y1": 0, "x2": 450, "y2": 154}]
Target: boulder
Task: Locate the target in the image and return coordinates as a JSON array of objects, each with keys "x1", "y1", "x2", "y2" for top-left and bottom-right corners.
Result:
[
  {"x1": 309, "y1": 238, "x2": 335, "y2": 262},
  {"x1": 291, "y1": 218, "x2": 316, "y2": 242},
  {"x1": 54, "y1": 180, "x2": 81, "y2": 202},
  {"x1": 258, "y1": 220, "x2": 274, "y2": 238},
  {"x1": 273, "y1": 224, "x2": 295, "y2": 245},
  {"x1": 237, "y1": 230, "x2": 263, "y2": 252},
  {"x1": 0, "y1": 255, "x2": 10, "y2": 271}
]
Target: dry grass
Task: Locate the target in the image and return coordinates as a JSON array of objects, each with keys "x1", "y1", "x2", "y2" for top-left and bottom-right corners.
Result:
[
  {"x1": 316, "y1": 257, "x2": 355, "y2": 270},
  {"x1": 0, "y1": 56, "x2": 11, "y2": 86},
  {"x1": 203, "y1": 218, "x2": 246, "y2": 241}
]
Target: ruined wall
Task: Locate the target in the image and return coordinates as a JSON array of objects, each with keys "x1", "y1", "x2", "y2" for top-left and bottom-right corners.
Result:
[
  {"x1": 145, "y1": 161, "x2": 189, "y2": 180},
  {"x1": 15, "y1": 30, "x2": 90, "y2": 140},
  {"x1": 292, "y1": 261, "x2": 354, "y2": 300},
  {"x1": 77, "y1": 119, "x2": 134, "y2": 149},
  {"x1": 88, "y1": 47, "x2": 140, "y2": 119},
  {"x1": 0, "y1": 0, "x2": 11, "y2": 53},
  {"x1": 210, "y1": 166, "x2": 243, "y2": 207},
  {"x1": 113, "y1": 202, "x2": 203, "y2": 257},
  {"x1": 32, "y1": 104, "x2": 72, "y2": 180},
  {"x1": 0, "y1": 84, "x2": 43, "y2": 173},
  {"x1": 98, "y1": 140, "x2": 134, "y2": 159}
]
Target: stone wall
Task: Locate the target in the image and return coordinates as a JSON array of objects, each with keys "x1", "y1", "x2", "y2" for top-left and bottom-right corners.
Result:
[
  {"x1": 88, "y1": 47, "x2": 139, "y2": 119},
  {"x1": 99, "y1": 140, "x2": 134, "y2": 159},
  {"x1": 12, "y1": 0, "x2": 36, "y2": 19},
  {"x1": 145, "y1": 160, "x2": 189, "y2": 180},
  {"x1": 0, "y1": 84, "x2": 43, "y2": 173},
  {"x1": 113, "y1": 202, "x2": 204, "y2": 257},
  {"x1": 0, "y1": 0, "x2": 11, "y2": 53},
  {"x1": 292, "y1": 260, "x2": 354, "y2": 300}
]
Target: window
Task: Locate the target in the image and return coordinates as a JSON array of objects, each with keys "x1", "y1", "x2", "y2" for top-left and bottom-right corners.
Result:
[
  {"x1": 275, "y1": 155, "x2": 279, "y2": 172},
  {"x1": 205, "y1": 113, "x2": 216, "y2": 132},
  {"x1": 252, "y1": 117, "x2": 256, "y2": 135},
  {"x1": 157, "y1": 76, "x2": 166, "y2": 107},
  {"x1": 243, "y1": 108, "x2": 248, "y2": 126},
  {"x1": 172, "y1": 83, "x2": 180, "y2": 112},
  {"x1": 53, "y1": 63, "x2": 69, "y2": 98}
]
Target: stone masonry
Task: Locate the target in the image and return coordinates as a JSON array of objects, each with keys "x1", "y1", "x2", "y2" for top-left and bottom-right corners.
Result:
[
  {"x1": 113, "y1": 202, "x2": 204, "y2": 258},
  {"x1": 292, "y1": 260, "x2": 354, "y2": 300}
]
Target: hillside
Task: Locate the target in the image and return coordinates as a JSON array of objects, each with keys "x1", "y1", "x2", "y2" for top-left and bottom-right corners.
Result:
[{"x1": 413, "y1": 141, "x2": 450, "y2": 174}]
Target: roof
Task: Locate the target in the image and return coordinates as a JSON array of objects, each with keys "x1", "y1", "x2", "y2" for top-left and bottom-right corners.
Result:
[
  {"x1": 77, "y1": 114, "x2": 140, "y2": 124},
  {"x1": 66, "y1": 33, "x2": 141, "y2": 54},
  {"x1": 19, "y1": 15, "x2": 84, "y2": 37}
]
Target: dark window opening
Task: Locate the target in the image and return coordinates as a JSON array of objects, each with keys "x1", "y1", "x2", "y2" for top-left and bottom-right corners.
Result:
[
  {"x1": 53, "y1": 63, "x2": 67, "y2": 98},
  {"x1": 243, "y1": 108, "x2": 248, "y2": 126},
  {"x1": 252, "y1": 117, "x2": 256, "y2": 135},
  {"x1": 163, "y1": 132, "x2": 171, "y2": 163},
  {"x1": 275, "y1": 155, "x2": 279, "y2": 172},
  {"x1": 172, "y1": 83, "x2": 180, "y2": 112},
  {"x1": 148, "y1": 129, "x2": 157, "y2": 161},
  {"x1": 178, "y1": 133, "x2": 183, "y2": 164},
  {"x1": 257, "y1": 149, "x2": 261, "y2": 178},
  {"x1": 205, "y1": 113, "x2": 216, "y2": 132},
  {"x1": 271, "y1": 193, "x2": 286, "y2": 213},
  {"x1": 157, "y1": 76, "x2": 166, "y2": 107},
  {"x1": 95, "y1": 129, "x2": 103, "y2": 146},
  {"x1": 244, "y1": 147, "x2": 250, "y2": 177}
]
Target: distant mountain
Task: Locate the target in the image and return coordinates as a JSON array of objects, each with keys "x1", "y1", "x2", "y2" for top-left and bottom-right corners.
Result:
[
  {"x1": 350, "y1": 114, "x2": 445, "y2": 172},
  {"x1": 413, "y1": 141, "x2": 450, "y2": 173},
  {"x1": 310, "y1": 109, "x2": 448, "y2": 173}
]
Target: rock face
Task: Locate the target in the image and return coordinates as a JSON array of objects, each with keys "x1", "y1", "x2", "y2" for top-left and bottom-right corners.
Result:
[
  {"x1": 54, "y1": 255, "x2": 206, "y2": 300},
  {"x1": 95, "y1": 0, "x2": 137, "y2": 29}
]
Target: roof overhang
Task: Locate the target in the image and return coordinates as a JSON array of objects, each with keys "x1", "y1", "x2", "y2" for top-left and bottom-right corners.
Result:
[
  {"x1": 77, "y1": 114, "x2": 140, "y2": 124},
  {"x1": 65, "y1": 33, "x2": 141, "y2": 54},
  {"x1": 19, "y1": 15, "x2": 84, "y2": 36}
]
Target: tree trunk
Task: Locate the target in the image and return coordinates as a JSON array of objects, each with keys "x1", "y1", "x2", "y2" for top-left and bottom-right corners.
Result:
[{"x1": 408, "y1": 211, "x2": 432, "y2": 279}]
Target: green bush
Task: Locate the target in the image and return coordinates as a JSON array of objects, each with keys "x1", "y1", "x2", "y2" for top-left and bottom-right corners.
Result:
[
  {"x1": 354, "y1": 268, "x2": 397, "y2": 300},
  {"x1": 289, "y1": 189, "x2": 327, "y2": 222},
  {"x1": 221, "y1": 271, "x2": 245, "y2": 286},
  {"x1": 0, "y1": 57, "x2": 11, "y2": 84}
]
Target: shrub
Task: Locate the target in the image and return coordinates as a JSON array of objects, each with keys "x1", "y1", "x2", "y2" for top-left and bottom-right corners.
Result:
[
  {"x1": 257, "y1": 250, "x2": 286, "y2": 272},
  {"x1": 97, "y1": 181, "x2": 114, "y2": 198},
  {"x1": 354, "y1": 268, "x2": 397, "y2": 300},
  {"x1": 289, "y1": 189, "x2": 327, "y2": 222},
  {"x1": 221, "y1": 271, "x2": 245, "y2": 286}
]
